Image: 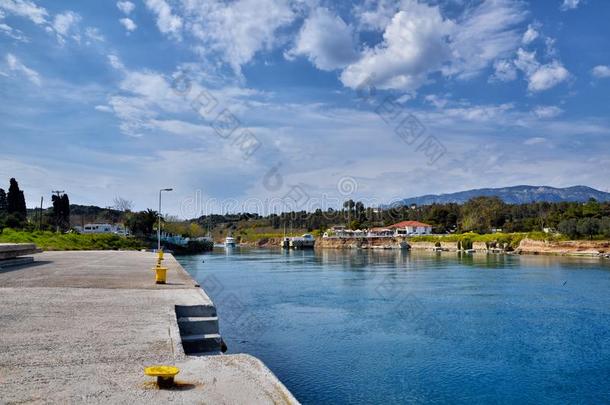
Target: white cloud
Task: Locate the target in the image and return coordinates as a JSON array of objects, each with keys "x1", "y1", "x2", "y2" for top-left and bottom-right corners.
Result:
[
  {"x1": 108, "y1": 54, "x2": 125, "y2": 70},
  {"x1": 104, "y1": 67, "x2": 189, "y2": 137},
  {"x1": 560, "y1": 0, "x2": 581, "y2": 11},
  {"x1": 144, "y1": 0, "x2": 182, "y2": 38},
  {"x1": 116, "y1": 1, "x2": 135, "y2": 15},
  {"x1": 0, "y1": 0, "x2": 48, "y2": 24},
  {"x1": 524, "y1": 137, "x2": 546, "y2": 145},
  {"x1": 341, "y1": 1, "x2": 453, "y2": 91},
  {"x1": 533, "y1": 105, "x2": 563, "y2": 119},
  {"x1": 513, "y1": 48, "x2": 538, "y2": 74},
  {"x1": 84, "y1": 27, "x2": 104, "y2": 42},
  {"x1": 527, "y1": 60, "x2": 569, "y2": 92},
  {"x1": 424, "y1": 94, "x2": 449, "y2": 108},
  {"x1": 287, "y1": 7, "x2": 357, "y2": 71},
  {"x1": 52, "y1": 10, "x2": 81, "y2": 43},
  {"x1": 592, "y1": 65, "x2": 610, "y2": 79},
  {"x1": 5, "y1": 52, "x2": 40, "y2": 85},
  {"x1": 148, "y1": 119, "x2": 214, "y2": 137},
  {"x1": 340, "y1": 0, "x2": 526, "y2": 91},
  {"x1": 544, "y1": 37, "x2": 557, "y2": 57},
  {"x1": 447, "y1": 0, "x2": 527, "y2": 79},
  {"x1": 353, "y1": 0, "x2": 398, "y2": 31},
  {"x1": 513, "y1": 48, "x2": 538, "y2": 77},
  {"x1": 513, "y1": 48, "x2": 569, "y2": 92},
  {"x1": 438, "y1": 103, "x2": 515, "y2": 123},
  {"x1": 53, "y1": 11, "x2": 79, "y2": 36},
  {"x1": 95, "y1": 105, "x2": 113, "y2": 112},
  {"x1": 0, "y1": 20, "x2": 26, "y2": 41},
  {"x1": 180, "y1": 0, "x2": 296, "y2": 74},
  {"x1": 522, "y1": 24, "x2": 539, "y2": 44},
  {"x1": 492, "y1": 59, "x2": 517, "y2": 81},
  {"x1": 120, "y1": 17, "x2": 137, "y2": 32},
  {"x1": 94, "y1": 105, "x2": 113, "y2": 113}
]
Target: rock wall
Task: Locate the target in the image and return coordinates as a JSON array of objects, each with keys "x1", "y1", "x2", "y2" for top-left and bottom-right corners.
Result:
[
  {"x1": 240, "y1": 237, "x2": 283, "y2": 248},
  {"x1": 408, "y1": 241, "x2": 436, "y2": 250},
  {"x1": 318, "y1": 237, "x2": 408, "y2": 249},
  {"x1": 472, "y1": 241, "x2": 488, "y2": 251},
  {"x1": 440, "y1": 241, "x2": 459, "y2": 250},
  {"x1": 517, "y1": 238, "x2": 610, "y2": 256},
  {"x1": 244, "y1": 236, "x2": 610, "y2": 257}
]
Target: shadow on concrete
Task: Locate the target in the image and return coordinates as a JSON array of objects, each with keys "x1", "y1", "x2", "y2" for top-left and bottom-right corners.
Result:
[
  {"x1": 166, "y1": 381, "x2": 199, "y2": 391},
  {"x1": 162, "y1": 282, "x2": 191, "y2": 286},
  {"x1": 142, "y1": 381, "x2": 199, "y2": 391},
  {"x1": 0, "y1": 260, "x2": 53, "y2": 274}
]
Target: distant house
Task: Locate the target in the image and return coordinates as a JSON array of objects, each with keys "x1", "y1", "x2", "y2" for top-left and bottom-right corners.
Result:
[
  {"x1": 75, "y1": 223, "x2": 127, "y2": 235},
  {"x1": 367, "y1": 227, "x2": 394, "y2": 237},
  {"x1": 324, "y1": 226, "x2": 370, "y2": 238},
  {"x1": 388, "y1": 221, "x2": 432, "y2": 236},
  {"x1": 324, "y1": 225, "x2": 349, "y2": 238}
]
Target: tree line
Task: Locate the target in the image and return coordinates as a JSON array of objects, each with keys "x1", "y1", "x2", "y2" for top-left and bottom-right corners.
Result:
[
  {"x1": 195, "y1": 196, "x2": 610, "y2": 239},
  {"x1": 0, "y1": 178, "x2": 162, "y2": 238},
  {"x1": 0, "y1": 178, "x2": 71, "y2": 233},
  {"x1": 0, "y1": 178, "x2": 28, "y2": 230},
  {"x1": 3, "y1": 177, "x2": 610, "y2": 240}
]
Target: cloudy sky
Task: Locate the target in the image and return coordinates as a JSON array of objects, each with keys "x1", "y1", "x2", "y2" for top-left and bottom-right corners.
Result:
[{"x1": 1, "y1": 0, "x2": 609, "y2": 217}]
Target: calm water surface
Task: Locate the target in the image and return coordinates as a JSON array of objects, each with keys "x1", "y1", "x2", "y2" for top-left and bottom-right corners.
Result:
[{"x1": 177, "y1": 249, "x2": 610, "y2": 404}]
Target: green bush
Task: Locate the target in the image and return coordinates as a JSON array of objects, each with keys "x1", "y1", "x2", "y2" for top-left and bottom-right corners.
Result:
[{"x1": 0, "y1": 229, "x2": 144, "y2": 251}]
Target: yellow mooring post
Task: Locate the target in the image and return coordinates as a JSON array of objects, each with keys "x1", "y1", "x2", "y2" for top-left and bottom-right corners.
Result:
[
  {"x1": 153, "y1": 249, "x2": 167, "y2": 284},
  {"x1": 144, "y1": 365, "x2": 180, "y2": 388},
  {"x1": 154, "y1": 265, "x2": 168, "y2": 284}
]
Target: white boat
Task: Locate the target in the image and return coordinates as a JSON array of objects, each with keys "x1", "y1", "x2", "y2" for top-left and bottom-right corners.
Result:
[
  {"x1": 224, "y1": 236, "x2": 236, "y2": 248},
  {"x1": 286, "y1": 233, "x2": 315, "y2": 249}
]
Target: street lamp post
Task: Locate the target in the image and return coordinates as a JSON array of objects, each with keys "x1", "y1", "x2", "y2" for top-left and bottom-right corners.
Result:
[{"x1": 158, "y1": 188, "x2": 173, "y2": 251}]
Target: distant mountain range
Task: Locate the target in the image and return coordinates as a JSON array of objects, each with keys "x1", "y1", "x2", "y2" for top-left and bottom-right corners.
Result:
[{"x1": 395, "y1": 185, "x2": 610, "y2": 206}]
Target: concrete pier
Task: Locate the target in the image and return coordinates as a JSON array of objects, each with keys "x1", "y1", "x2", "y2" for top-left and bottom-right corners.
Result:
[
  {"x1": 0, "y1": 243, "x2": 42, "y2": 268},
  {"x1": 0, "y1": 250, "x2": 298, "y2": 404}
]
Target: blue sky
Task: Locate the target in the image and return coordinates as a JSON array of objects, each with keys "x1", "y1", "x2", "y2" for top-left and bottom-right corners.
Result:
[{"x1": 1, "y1": 0, "x2": 609, "y2": 217}]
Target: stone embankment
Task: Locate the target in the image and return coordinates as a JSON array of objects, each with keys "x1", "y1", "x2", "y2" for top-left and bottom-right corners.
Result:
[
  {"x1": 515, "y1": 238, "x2": 610, "y2": 257},
  {"x1": 318, "y1": 237, "x2": 409, "y2": 249},
  {"x1": 247, "y1": 237, "x2": 283, "y2": 248},
  {"x1": 318, "y1": 236, "x2": 610, "y2": 257}
]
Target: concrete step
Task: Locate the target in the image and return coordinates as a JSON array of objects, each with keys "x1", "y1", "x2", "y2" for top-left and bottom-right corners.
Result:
[
  {"x1": 182, "y1": 333, "x2": 221, "y2": 342},
  {"x1": 177, "y1": 316, "x2": 219, "y2": 335},
  {"x1": 0, "y1": 244, "x2": 42, "y2": 260},
  {"x1": 181, "y1": 333, "x2": 223, "y2": 354},
  {"x1": 175, "y1": 304, "x2": 217, "y2": 318}
]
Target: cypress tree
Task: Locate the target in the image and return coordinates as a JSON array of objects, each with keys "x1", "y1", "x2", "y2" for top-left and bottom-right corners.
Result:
[
  {"x1": 7, "y1": 178, "x2": 26, "y2": 218},
  {"x1": 0, "y1": 188, "x2": 7, "y2": 213},
  {"x1": 61, "y1": 194, "x2": 70, "y2": 229},
  {"x1": 52, "y1": 193, "x2": 71, "y2": 231}
]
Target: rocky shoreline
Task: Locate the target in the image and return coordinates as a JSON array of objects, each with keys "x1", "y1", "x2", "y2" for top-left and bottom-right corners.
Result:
[
  {"x1": 515, "y1": 238, "x2": 610, "y2": 257},
  {"x1": 237, "y1": 236, "x2": 610, "y2": 258},
  {"x1": 317, "y1": 237, "x2": 610, "y2": 258}
]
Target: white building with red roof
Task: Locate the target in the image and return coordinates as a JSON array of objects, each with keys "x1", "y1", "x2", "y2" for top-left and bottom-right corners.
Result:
[{"x1": 388, "y1": 220, "x2": 433, "y2": 236}]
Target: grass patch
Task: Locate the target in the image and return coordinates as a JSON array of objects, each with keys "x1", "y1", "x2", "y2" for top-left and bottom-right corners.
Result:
[
  {"x1": 0, "y1": 229, "x2": 145, "y2": 251},
  {"x1": 409, "y1": 232, "x2": 569, "y2": 250}
]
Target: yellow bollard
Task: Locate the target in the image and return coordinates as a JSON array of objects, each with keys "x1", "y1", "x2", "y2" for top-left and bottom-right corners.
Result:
[
  {"x1": 144, "y1": 365, "x2": 180, "y2": 388},
  {"x1": 154, "y1": 265, "x2": 168, "y2": 284},
  {"x1": 157, "y1": 250, "x2": 164, "y2": 261}
]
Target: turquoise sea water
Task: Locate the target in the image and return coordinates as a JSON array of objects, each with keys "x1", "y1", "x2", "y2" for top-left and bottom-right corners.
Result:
[{"x1": 177, "y1": 249, "x2": 610, "y2": 404}]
